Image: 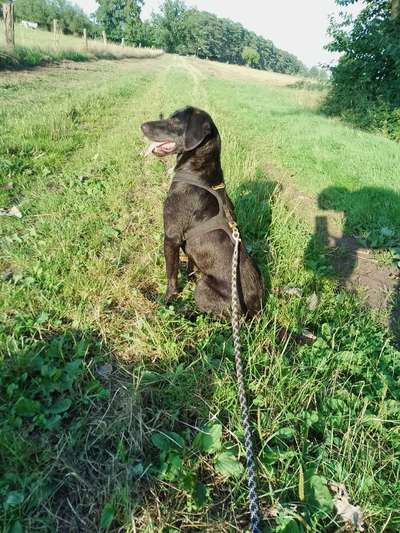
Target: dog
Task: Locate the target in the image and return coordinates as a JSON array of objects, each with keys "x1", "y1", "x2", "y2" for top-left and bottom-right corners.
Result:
[{"x1": 141, "y1": 106, "x2": 264, "y2": 318}]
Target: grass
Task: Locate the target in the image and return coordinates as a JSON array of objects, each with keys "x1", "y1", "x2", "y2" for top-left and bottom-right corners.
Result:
[
  {"x1": 0, "y1": 54, "x2": 399, "y2": 532},
  {"x1": 0, "y1": 22, "x2": 163, "y2": 69}
]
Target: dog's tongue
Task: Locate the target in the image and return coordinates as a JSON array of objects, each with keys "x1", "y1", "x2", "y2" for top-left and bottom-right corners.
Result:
[
  {"x1": 144, "y1": 140, "x2": 176, "y2": 157},
  {"x1": 144, "y1": 141, "x2": 162, "y2": 156}
]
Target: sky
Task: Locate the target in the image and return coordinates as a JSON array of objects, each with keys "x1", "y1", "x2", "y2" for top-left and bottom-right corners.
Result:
[{"x1": 74, "y1": 0, "x2": 362, "y2": 67}]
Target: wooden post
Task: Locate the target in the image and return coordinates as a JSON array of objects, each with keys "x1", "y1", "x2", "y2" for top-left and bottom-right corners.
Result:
[
  {"x1": 392, "y1": 0, "x2": 400, "y2": 19},
  {"x1": 83, "y1": 28, "x2": 88, "y2": 50},
  {"x1": 121, "y1": 38, "x2": 125, "y2": 48},
  {"x1": 2, "y1": 2, "x2": 15, "y2": 49},
  {"x1": 53, "y1": 19, "x2": 59, "y2": 44},
  {"x1": 102, "y1": 31, "x2": 107, "y2": 46}
]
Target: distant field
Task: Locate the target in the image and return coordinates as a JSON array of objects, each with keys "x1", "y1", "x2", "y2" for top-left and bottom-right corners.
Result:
[
  {"x1": 0, "y1": 22, "x2": 163, "y2": 68},
  {"x1": 1, "y1": 54, "x2": 399, "y2": 532}
]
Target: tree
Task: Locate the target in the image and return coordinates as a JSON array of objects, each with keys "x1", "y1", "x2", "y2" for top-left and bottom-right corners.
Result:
[
  {"x1": 14, "y1": 0, "x2": 53, "y2": 27},
  {"x1": 151, "y1": 0, "x2": 188, "y2": 53},
  {"x1": 14, "y1": 0, "x2": 92, "y2": 33},
  {"x1": 95, "y1": 0, "x2": 143, "y2": 42},
  {"x1": 124, "y1": 0, "x2": 143, "y2": 43},
  {"x1": 241, "y1": 46, "x2": 259, "y2": 67},
  {"x1": 324, "y1": 0, "x2": 400, "y2": 139}
]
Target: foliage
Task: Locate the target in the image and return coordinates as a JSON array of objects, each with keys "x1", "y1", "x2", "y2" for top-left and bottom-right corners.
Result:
[
  {"x1": 148, "y1": 423, "x2": 242, "y2": 509},
  {"x1": 95, "y1": 0, "x2": 144, "y2": 43},
  {"x1": 150, "y1": 0, "x2": 187, "y2": 52},
  {"x1": 241, "y1": 46, "x2": 259, "y2": 67},
  {"x1": 0, "y1": 329, "x2": 110, "y2": 531},
  {"x1": 324, "y1": 0, "x2": 400, "y2": 140},
  {"x1": 14, "y1": 0, "x2": 95, "y2": 35},
  {"x1": 148, "y1": 0, "x2": 306, "y2": 75},
  {"x1": 0, "y1": 45, "x2": 90, "y2": 68}
]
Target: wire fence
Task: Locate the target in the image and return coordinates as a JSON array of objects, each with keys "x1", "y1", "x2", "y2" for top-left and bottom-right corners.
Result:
[{"x1": 0, "y1": 18, "x2": 163, "y2": 60}]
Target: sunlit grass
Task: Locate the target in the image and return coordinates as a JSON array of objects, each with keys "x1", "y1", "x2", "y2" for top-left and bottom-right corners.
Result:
[{"x1": 0, "y1": 55, "x2": 399, "y2": 532}]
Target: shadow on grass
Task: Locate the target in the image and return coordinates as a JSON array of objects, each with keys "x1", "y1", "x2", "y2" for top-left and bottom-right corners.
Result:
[
  {"x1": 0, "y1": 327, "x2": 147, "y2": 531},
  {"x1": 0, "y1": 320, "x2": 248, "y2": 530},
  {"x1": 234, "y1": 177, "x2": 276, "y2": 294},
  {"x1": 304, "y1": 185, "x2": 400, "y2": 346}
]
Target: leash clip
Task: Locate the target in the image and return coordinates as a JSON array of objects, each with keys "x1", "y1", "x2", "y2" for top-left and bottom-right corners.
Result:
[{"x1": 229, "y1": 222, "x2": 241, "y2": 243}]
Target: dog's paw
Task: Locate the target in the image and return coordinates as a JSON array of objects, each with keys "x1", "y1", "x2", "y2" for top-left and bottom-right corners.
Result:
[{"x1": 164, "y1": 288, "x2": 179, "y2": 304}]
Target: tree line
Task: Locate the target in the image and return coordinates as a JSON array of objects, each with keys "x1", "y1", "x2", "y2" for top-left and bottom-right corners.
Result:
[{"x1": 97, "y1": 0, "x2": 307, "y2": 75}]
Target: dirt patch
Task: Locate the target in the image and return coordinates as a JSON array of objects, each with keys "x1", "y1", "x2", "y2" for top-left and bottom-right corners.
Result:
[{"x1": 265, "y1": 161, "x2": 400, "y2": 322}]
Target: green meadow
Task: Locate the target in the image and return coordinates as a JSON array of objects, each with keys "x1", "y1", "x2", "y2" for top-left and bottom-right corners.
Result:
[{"x1": 1, "y1": 54, "x2": 399, "y2": 532}]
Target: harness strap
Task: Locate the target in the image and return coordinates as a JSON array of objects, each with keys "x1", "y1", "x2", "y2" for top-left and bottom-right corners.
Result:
[{"x1": 172, "y1": 176, "x2": 236, "y2": 243}]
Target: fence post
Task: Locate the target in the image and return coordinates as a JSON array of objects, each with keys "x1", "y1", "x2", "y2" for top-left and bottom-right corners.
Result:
[
  {"x1": 392, "y1": 0, "x2": 400, "y2": 18},
  {"x1": 102, "y1": 31, "x2": 107, "y2": 46},
  {"x1": 53, "y1": 19, "x2": 59, "y2": 44},
  {"x1": 121, "y1": 38, "x2": 125, "y2": 48},
  {"x1": 83, "y1": 28, "x2": 88, "y2": 50},
  {"x1": 2, "y1": 2, "x2": 15, "y2": 49}
]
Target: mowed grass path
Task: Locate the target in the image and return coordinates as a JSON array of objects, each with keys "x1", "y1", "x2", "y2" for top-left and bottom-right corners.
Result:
[{"x1": 1, "y1": 56, "x2": 399, "y2": 532}]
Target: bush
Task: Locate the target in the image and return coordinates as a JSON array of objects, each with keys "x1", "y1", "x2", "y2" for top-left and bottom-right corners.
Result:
[
  {"x1": 0, "y1": 46, "x2": 92, "y2": 69},
  {"x1": 324, "y1": 0, "x2": 400, "y2": 140}
]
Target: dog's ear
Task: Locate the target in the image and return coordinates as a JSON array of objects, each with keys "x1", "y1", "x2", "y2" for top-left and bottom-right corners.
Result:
[{"x1": 184, "y1": 110, "x2": 212, "y2": 151}]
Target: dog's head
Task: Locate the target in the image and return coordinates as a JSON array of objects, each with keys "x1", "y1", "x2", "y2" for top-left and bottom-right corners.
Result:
[{"x1": 141, "y1": 106, "x2": 218, "y2": 157}]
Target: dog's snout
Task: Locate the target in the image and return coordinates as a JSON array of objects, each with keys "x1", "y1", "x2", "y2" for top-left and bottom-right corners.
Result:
[{"x1": 141, "y1": 122, "x2": 150, "y2": 134}]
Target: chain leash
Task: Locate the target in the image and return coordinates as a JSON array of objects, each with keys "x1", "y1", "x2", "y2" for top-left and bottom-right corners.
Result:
[{"x1": 231, "y1": 226, "x2": 262, "y2": 533}]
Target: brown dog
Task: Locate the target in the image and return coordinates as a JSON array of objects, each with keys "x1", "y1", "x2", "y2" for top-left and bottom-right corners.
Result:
[{"x1": 141, "y1": 106, "x2": 263, "y2": 318}]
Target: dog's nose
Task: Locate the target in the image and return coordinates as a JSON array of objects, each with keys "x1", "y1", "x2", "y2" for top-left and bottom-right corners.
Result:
[{"x1": 140, "y1": 122, "x2": 150, "y2": 134}]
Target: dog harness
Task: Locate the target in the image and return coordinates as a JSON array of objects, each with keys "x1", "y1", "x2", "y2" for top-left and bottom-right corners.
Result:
[{"x1": 172, "y1": 176, "x2": 236, "y2": 243}]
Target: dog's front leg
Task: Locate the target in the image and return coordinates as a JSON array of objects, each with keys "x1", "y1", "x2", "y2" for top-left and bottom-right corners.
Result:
[{"x1": 164, "y1": 236, "x2": 180, "y2": 303}]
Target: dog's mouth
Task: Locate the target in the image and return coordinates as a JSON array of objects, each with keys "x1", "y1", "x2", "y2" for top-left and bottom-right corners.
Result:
[{"x1": 144, "y1": 140, "x2": 176, "y2": 157}]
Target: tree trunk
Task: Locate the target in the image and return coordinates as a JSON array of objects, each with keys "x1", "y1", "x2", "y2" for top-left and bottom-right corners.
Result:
[{"x1": 2, "y1": 2, "x2": 15, "y2": 49}]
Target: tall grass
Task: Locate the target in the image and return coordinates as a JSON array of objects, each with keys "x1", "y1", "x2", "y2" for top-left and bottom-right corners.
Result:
[{"x1": 0, "y1": 22, "x2": 163, "y2": 69}]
